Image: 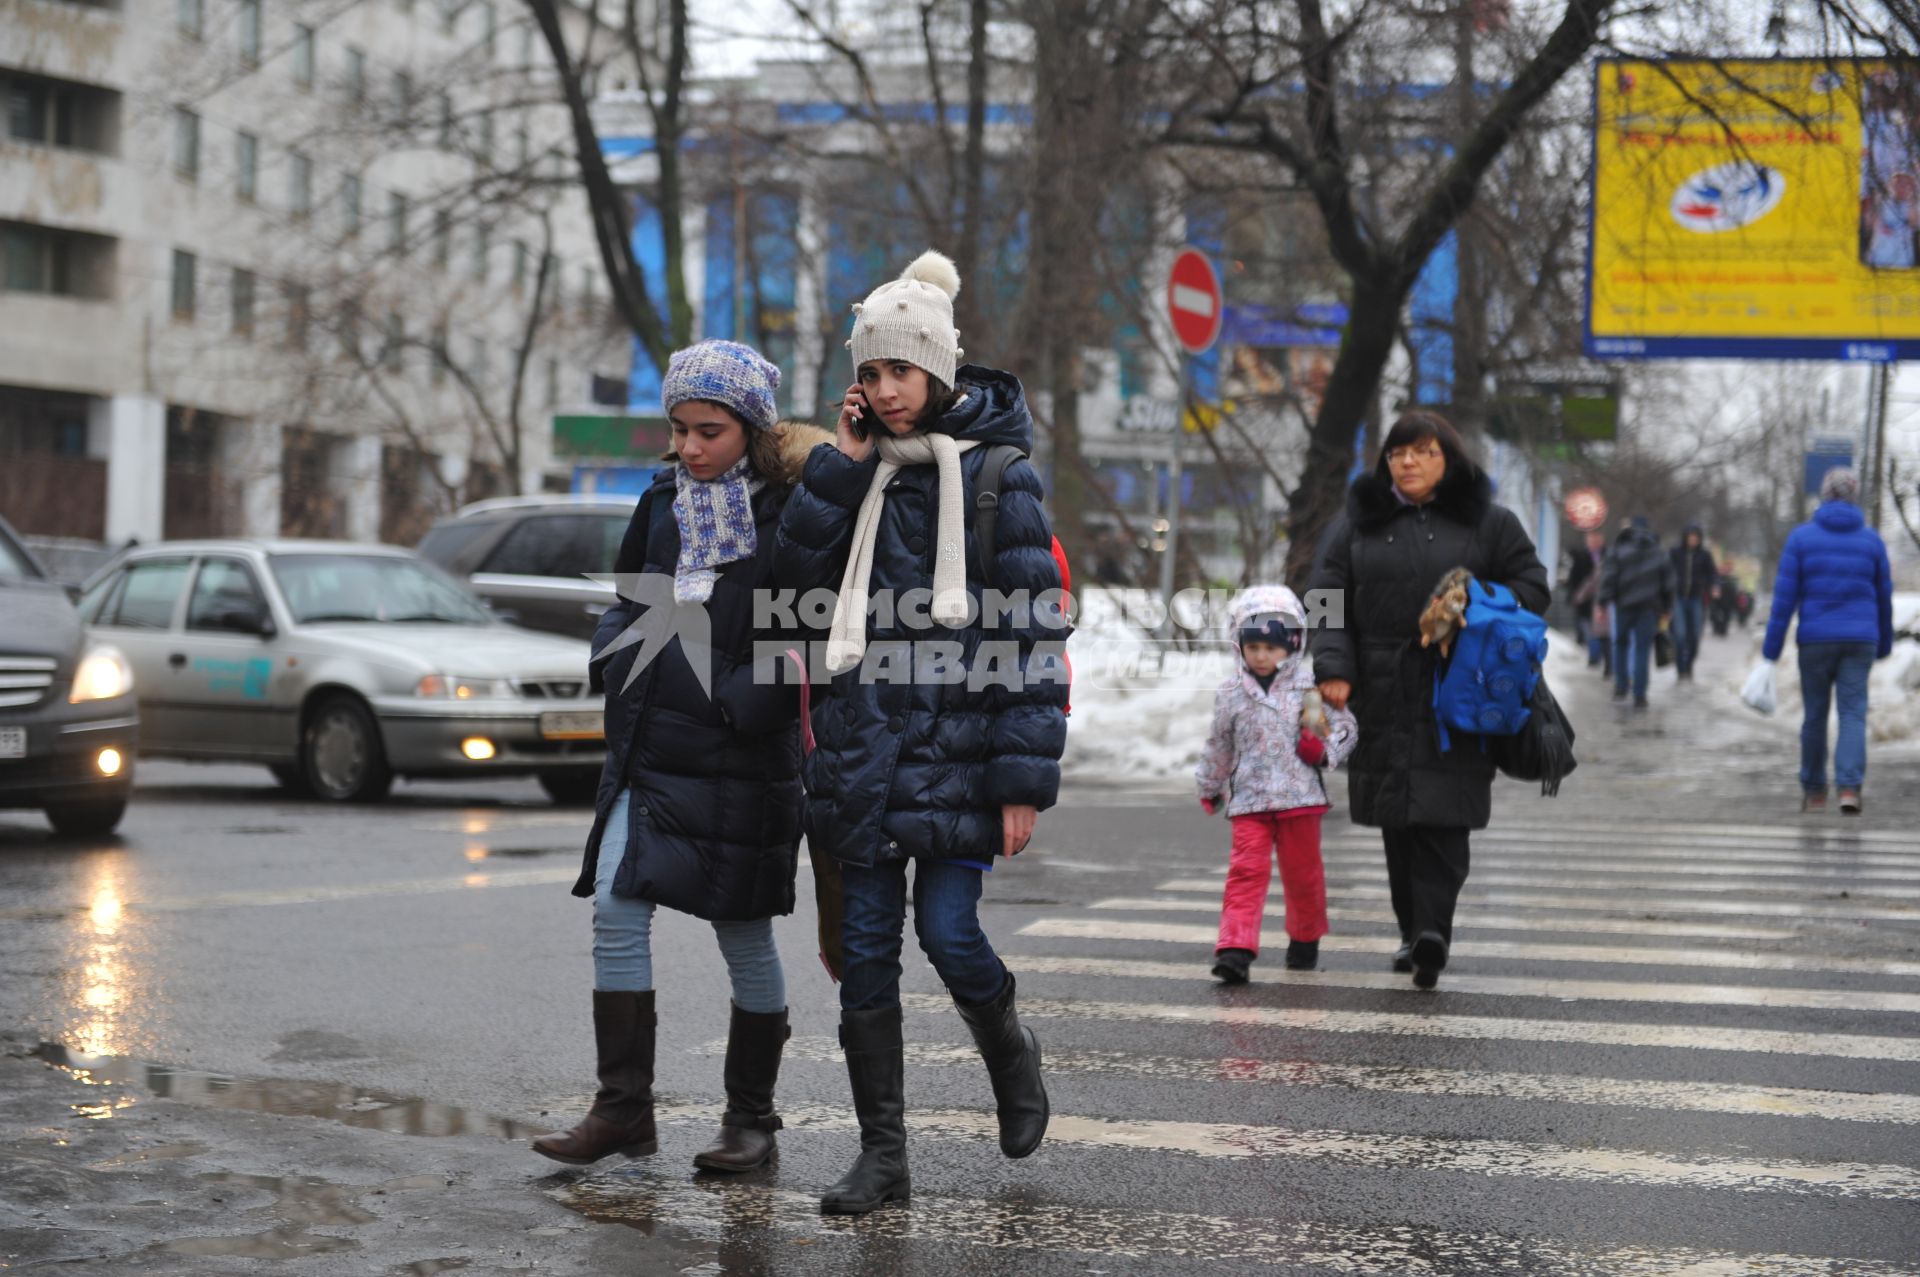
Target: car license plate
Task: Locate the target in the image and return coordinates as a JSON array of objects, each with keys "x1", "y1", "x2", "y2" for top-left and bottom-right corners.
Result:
[
  {"x1": 0, "y1": 727, "x2": 25, "y2": 759},
  {"x1": 540, "y1": 710, "x2": 604, "y2": 741}
]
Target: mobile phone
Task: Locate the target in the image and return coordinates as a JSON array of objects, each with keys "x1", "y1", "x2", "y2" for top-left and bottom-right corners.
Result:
[{"x1": 847, "y1": 388, "x2": 871, "y2": 441}]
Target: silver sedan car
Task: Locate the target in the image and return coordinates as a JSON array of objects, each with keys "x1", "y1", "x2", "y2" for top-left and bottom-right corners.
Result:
[{"x1": 76, "y1": 541, "x2": 606, "y2": 803}]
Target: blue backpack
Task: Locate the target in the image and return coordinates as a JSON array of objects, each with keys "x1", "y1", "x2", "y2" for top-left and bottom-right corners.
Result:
[{"x1": 1433, "y1": 579, "x2": 1548, "y2": 751}]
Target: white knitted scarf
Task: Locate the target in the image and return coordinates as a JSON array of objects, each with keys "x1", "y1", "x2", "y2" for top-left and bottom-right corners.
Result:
[{"x1": 824, "y1": 431, "x2": 980, "y2": 673}]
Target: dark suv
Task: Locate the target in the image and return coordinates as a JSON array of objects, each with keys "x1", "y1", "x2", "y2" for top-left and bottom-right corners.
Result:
[
  {"x1": 416, "y1": 496, "x2": 637, "y2": 642},
  {"x1": 0, "y1": 516, "x2": 138, "y2": 836}
]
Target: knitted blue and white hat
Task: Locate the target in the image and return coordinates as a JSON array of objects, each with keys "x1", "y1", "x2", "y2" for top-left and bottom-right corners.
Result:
[{"x1": 661, "y1": 339, "x2": 781, "y2": 432}]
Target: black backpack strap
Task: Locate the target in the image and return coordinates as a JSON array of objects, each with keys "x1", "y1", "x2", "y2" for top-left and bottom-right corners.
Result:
[{"x1": 972, "y1": 444, "x2": 1024, "y2": 590}]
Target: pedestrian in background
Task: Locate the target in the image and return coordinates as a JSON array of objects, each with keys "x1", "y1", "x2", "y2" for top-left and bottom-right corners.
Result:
[
  {"x1": 1564, "y1": 528, "x2": 1609, "y2": 672},
  {"x1": 1599, "y1": 515, "x2": 1673, "y2": 709},
  {"x1": 1309, "y1": 410, "x2": 1549, "y2": 991},
  {"x1": 1196, "y1": 586, "x2": 1359, "y2": 983},
  {"x1": 1761, "y1": 467, "x2": 1895, "y2": 815},
  {"x1": 1669, "y1": 524, "x2": 1716, "y2": 681},
  {"x1": 774, "y1": 250, "x2": 1069, "y2": 1214},
  {"x1": 535, "y1": 341, "x2": 825, "y2": 1173}
]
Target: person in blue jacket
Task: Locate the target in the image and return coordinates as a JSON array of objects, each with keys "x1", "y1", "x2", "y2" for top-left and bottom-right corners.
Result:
[
  {"x1": 774, "y1": 250, "x2": 1070, "y2": 1215},
  {"x1": 534, "y1": 341, "x2": 826, "y2": 1174},
  {"x1": 1762, "y1": 467, "x2": 1895, "y2": 815}
]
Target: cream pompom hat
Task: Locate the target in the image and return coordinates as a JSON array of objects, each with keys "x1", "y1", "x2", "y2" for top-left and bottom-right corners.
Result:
[{"x1": 846, "y1": 250, "x2": 964, "y2": 387}]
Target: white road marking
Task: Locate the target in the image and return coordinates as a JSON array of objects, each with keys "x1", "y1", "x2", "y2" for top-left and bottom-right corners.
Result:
[
  {"x1": 898, "y1": 990, "x2": 1920, "y2": 1063},
  {"x1": 1021, "y1": 917, "x2": 1920, "y2": 984},
  {"x1": 0, "y1": 868, "x2": 582, "y2": 920},
  {"x1": 1091, "y1": 896, "x2": 1800, "y2": 942},
  {"x1": 1434, "y1": 819, "x2": 1920, "y2": 849},
  {"x1": 641, "y1": 1099, "x2": 1920, "y2": 1200},
  {"x1": 1311, "y1": 850, "x2": 1920, "y2": 882},
  {"x1": 1155, "y1": 877, "x2": 1920, "y2": 921},
  {"x1": 1193, "y1": 868, "x2": 1920, "y2": 903},
  {"x1": 758, "y1": 1036, "x2": 1920, "y2": 1125},
  {"x1": 553, "y1": 1170, "x2": 1920, "y2": 1274}
]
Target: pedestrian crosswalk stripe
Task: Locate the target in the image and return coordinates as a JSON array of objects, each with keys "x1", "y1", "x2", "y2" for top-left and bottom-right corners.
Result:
[
  {"x1": 1001, "y1": 948, "x2": 1920, "y2": 1015},
  {"x1": 905, "y1": 990, "x2": 1920, "y2": 1062},
  {"x1": 1323, "y1": 836, "x2": 1920, "y2": 870},
  {"x1": 1024, "y1": 917, "x2": 1920, "y2": 983},
  {"x1": 1092, "y1": 896, "x2": 1801, "y2": 942},
  {"x1": 641, "y1": 1099, "x2": 1920, "y2": 1200},
  {"x1": 553, "y1": 1169, "x2": 1920, "y2": 1275},
  {"x1": 1157, "y1": 876, "x2": 1920, "y2": 922},
  {"x1": 761, "y1": 1036, "x2": 1920, "y2": 1125},
  {"x1": 1179, "y1": 868, "x2": 1920, "y2": 904},
  {"x1": 1312, "y1": 851, "x2": 1920, "y2": 883},
  {"x1": 1437, "y1": 819, "x2": 1920, "y2": 848}
]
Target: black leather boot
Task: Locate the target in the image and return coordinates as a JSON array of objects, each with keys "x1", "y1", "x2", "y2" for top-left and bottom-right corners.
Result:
[
  {"x1": 693, "y1": 1004, "x2": 789, "y2": 1173},
  {"x1": 819, "y1": 1006, "x2": 911, "y2": 1214},
  {"x1": 952, "y1": 969, "x2": 1049, "y2": 1159},
  {"x1": 532, "y1": 989, "x2": 658, "y2": 1165}
]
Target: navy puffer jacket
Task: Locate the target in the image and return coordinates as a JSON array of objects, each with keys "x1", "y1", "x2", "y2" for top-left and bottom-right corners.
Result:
[
  {"x1": 572, "y1": 425, "x2": 828, "y2": 921},
  {"x1": 1762, "y1": 500, "x2": 1895, "y2": 661},
  {"x1": 773, "y1": 366, "x2": 1070, "y2": 868}
]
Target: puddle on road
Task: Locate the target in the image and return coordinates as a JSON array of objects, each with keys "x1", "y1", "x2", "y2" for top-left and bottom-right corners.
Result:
[
  {"x1": 85, "y1": 1141, "x2": 207, "y2": 1170},
  {"x1": 394, "y1": 1260, "x2": 472, "y2": 1276},
  {"x1": 151, "y1": 1170, "x2": 450, "y2": 1261},
  {"x1": 33, "y1": 1042, "x2": 547, "y2": 1140}
]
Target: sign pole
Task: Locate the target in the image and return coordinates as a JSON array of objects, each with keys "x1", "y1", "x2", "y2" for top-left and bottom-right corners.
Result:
[
  {"x1": 1869, "y1": 361, "x2": 1892, "y2": 532},
  {"x1": 1160, "y1": 357, "x2": 1187, "y2": 625}
]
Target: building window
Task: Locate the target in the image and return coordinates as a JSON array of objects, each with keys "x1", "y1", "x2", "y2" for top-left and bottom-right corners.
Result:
[
  {"x1": 384, "y1": 313, "x2": 404, "y2": 372},
  {"x1": 431, "y1": 321, "x2": 448, "y2": 384},
  {"x1": 342, "y1": 174, "x2": 362, "y2": 237},
  {"x1": 231, "y1": 267, "x2": 254, "y2": 336},
  {"x1": 388, "y1": 191, "x2": 408, "y2": 255},
  {"x1": 235, "y1": 131, "x2": 258, "y2": 202},
  {"x1": 7, "y1": 77, "x2": 74, "y2": 149},
  {"x1": 393, "y1": 70, "x2": 413, "y2": 123},
  {"x1": 512, "y1": 238, "x2": 527, "y2": 290},
  {"x1": 285, "y1": 282, "x2": 309, "y2": 350},
  {"x1": 436, "y1": 91, "x2": 453, "y2": 149},
  {"x1": 516, "y1": 122, "x2": 530, "y2": 171},
  {"x1": 289, "y1": 152, "x2": 311, "y2": 218},
  {"x1": 238, "y1": 0, "x2": 261, "y2": 65},
  {"x1": 471, "y1": 335, "x2": 486, "y2": 379},
  {"x1": 344, "y1": 47, "x2": 365, "y2": 103},
  {"x1": 481, "y1": 2, "x2": 497, "y2": 57},
  {"x1": 293, "y1": 25, "x2": 315, "y2": 89},
  {"x1": 520, "y1": 21, "x2": 536, "y2": 68},
  {"x1": 171, "y1": 249, "x2": 196, "y2": 320},
  {"x1": 476, "y1": 113, "x2": 492, "y2": 168},
  {"x1": 440, "y1": 0, "x2": 456, "y2": 36},
  {"x1": 2, "y1": 224, "x2": 70, "y2": 295},
  {"x1": 173, "y1": 107, "x2": 199, "y2": 181},
  {"x1": 433, "y1": 209, "x2": 451, "y2": 269},
  {"x1": 546, "y1": 357, "x2": 558, "y2": 406},
  {"x1": 545, "y1": 254, "x2": 562, "y2": 308},
  {"x1": 178, "y1": 0, "x2": 202, "y2": 40},
  {"x1": 471, "y1": 225, "x2": 488, "y2": 282}
]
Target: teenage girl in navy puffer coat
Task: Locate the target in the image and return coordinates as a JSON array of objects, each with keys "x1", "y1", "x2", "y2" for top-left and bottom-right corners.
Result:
[{"x1": 774, "y1": 251, "x2": 1070, "y2": 1215}]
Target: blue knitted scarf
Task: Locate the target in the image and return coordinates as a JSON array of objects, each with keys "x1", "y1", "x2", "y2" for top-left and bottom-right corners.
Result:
[{"x1": 671, "y1": 456, "x2": 762, "y2": 604}]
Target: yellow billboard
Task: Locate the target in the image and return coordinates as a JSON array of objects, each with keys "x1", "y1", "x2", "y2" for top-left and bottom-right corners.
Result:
[{"x1": 1587, "y1": 58, "x2": 1919, "y2": 361}]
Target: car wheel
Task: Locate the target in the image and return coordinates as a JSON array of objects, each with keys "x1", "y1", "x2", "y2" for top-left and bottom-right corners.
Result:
[
  {"x1": 268, "y1": 764, "x2": 310, "y2": 794},
  {"x1": 539, "y1": 769, "x2": 601, "y2": 806},
  {"x1": 46, "y1": 796, "x2": 129, "y2": 838},
  {"x1": 301, "y1": 695, "x2": 394, "y2": 802}
]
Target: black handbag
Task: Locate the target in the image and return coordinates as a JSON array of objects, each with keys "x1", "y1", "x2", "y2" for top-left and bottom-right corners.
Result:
[
  {"x1": 1653, "y1": 629, "x2": 1674, "y2": 668},
  {"x1": 1491, "y1": 673, "x2": 1578, "y2": 796}
]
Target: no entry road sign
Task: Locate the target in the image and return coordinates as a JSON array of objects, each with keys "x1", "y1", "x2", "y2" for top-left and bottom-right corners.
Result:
[{"x1": 1167, "y1": 249, "x2": 1222, "y2": 354}]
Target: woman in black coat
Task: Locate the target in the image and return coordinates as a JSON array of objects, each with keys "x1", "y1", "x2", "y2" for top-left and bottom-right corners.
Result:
[
  {"x1": 1308, "y1": 411, "x2": 1549, "y2": 990},
  {"x1": 533, "y1": 340, "x2": 826, "y2": 1174},
  {"x1": 774, "y1": 251, "x2": 1069, "y2": 1214}
]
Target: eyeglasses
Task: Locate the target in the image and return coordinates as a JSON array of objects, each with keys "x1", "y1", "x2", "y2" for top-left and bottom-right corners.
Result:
[{"x1": 1386, "y1": 443, "x2": 1444, "y2": 465}]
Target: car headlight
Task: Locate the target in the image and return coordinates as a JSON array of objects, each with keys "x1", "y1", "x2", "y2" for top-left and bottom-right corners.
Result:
[
  {"x1": 70, "y1": 646, "x2": 134, "y2": 703},
  {"x1": 415, "y1": 674, "x2": 516, "y2": 700}
]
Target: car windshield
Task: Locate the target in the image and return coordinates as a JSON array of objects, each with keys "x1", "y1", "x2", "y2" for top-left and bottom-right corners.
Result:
[{"x1": 270, "y1": 554, "x2": 493, "y2": 626}]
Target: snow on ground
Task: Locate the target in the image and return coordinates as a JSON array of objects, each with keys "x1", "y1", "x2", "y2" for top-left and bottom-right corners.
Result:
[{"x1": 1725, "y1": 592, "x2": 1920, "y2": 745}]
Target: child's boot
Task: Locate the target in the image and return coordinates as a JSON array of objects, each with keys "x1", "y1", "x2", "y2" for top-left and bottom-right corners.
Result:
[
  {"x1": 1284, "y1": 939, "x2": 1319, "y2": 970},
  {"x1": 1211, "y1": 948, "x2": 1253, "y2": 984}
]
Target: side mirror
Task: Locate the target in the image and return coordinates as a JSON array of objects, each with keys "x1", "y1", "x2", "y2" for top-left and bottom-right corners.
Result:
[{"x1": 218, "y1": 606, "x2": 276, "y2": 638}]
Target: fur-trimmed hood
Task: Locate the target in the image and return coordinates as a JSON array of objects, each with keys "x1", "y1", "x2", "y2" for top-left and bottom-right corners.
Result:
[{"x1": 1347, "y1": 460, "x2": 1493, "y2": 532}]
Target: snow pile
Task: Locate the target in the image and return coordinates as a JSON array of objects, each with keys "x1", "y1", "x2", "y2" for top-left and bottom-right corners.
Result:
[
  {"x1": 1060, "y1": 588, "x2": 1232, "y2": 784},
  {"x1": 1734, "y1": 592, "x2": 1920, "y2": 744}
]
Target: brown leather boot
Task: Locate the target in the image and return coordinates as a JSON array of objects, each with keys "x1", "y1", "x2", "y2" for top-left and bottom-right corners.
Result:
[
  {"x1": 692, "y1": 1004, "x2": 789, "y2": 1173},
  {"x1": 532, "y1": 989, "x2": 658, "y2": 1165}
]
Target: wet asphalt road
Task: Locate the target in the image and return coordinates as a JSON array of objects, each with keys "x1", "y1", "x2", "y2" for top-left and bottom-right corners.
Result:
[{"x1": 3, "y1": 632, "x2": 1919, "y2": 1275}]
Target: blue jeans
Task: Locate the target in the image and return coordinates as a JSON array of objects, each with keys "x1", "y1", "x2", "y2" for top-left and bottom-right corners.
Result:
[
  {"x1": 1672, "y1": 598, "x2": 1705, "y2": 674},
  {"x1": 839, "y1": 858, "x2": 1006, "y2": 1012},
  {"x1": 592, "y1": 791, "x2": 786, "y2": 1012},
  {"x1": 1613, "y1": 607, "x2": 1658, "y2": 700},
  {"x1": 1798, "y1": 642, "x2": 1875, "y2": 793}
]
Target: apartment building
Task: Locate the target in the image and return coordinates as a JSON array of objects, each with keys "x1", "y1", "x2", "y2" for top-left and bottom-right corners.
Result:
[{"x1": 1, "y1": 0, "x2": 623, "y2": 547}]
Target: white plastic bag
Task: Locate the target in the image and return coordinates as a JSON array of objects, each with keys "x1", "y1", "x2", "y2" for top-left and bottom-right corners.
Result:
[{"x1": 1741, "y1": 661, "x2": 1777, "y2": 716}]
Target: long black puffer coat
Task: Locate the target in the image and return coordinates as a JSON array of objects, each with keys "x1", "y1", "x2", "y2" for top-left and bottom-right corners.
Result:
[
  {"x1": 772, "y1": 366, "x2": 1070, "y2": 868},
  {"x1": 1308, "y1": 461, "x2": 1550, "y2": 831},
  {"x1": 571, "y1": 425, "x2": 827, "y2": 921}
]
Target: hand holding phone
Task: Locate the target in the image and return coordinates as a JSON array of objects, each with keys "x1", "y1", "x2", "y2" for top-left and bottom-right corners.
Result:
[{"x1": 836, "y1": 383, "x2": 874, "y2": 458}]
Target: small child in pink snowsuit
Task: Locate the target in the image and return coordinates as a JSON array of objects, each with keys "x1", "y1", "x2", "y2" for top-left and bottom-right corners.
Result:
[{"x1": 1196, "y1": 585, "x2": 1358, "y2": 982}]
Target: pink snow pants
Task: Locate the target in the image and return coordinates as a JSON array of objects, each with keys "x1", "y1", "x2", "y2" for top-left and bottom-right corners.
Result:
[{"x1": 1217, "y1": 810, "x2": 1328, "y2": 955}]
